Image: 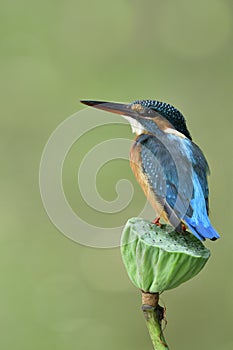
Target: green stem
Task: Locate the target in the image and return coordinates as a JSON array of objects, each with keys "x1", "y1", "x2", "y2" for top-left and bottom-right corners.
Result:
[{"x1": 142, "y1": 292, "x2": 169, "y2": 350}]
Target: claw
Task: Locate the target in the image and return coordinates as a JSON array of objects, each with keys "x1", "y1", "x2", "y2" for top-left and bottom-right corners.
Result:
[
  {"x1": 181, "y1": 223, "x2": 187, "y2": 232},
  {"x1": 152, "y1": 217, "x2": 162, "y2": 227}
]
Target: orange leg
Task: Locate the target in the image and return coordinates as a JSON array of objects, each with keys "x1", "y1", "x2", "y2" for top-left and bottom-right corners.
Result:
[
  {"x1": 152, "y1": 217, "x2": 162, "y2": 227},
  {"x1": 181, "y1": 223, "x2": 187, "y2": 232}
]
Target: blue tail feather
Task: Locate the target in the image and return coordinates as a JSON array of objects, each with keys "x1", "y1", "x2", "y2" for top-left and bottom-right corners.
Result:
[
  {"x1": 183, "y1": 172, "x2": 220, "y2": 241},
  {"x1": 185, "y1": 217, "x2": 220, "y2": 241}
]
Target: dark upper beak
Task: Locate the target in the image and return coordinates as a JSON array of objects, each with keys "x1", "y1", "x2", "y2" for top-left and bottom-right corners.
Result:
[{"x1": 80, "y1": 100, "x2": 140, "y2": 119}]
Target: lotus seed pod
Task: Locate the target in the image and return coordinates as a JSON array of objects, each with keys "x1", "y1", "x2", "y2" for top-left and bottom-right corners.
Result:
[{"x1": 121, "y1": 218, "x2": 210, "y2": 293}]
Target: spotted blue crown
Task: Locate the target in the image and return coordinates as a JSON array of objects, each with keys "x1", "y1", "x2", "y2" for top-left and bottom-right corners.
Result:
[{"x1": 132, "y1": 100, "x2": 192, "y2": 140}]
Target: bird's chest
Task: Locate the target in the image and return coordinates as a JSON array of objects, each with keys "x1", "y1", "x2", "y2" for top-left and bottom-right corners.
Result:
[
  {"x1": 129, "y1": 141, "x2": 151, "y2": 192},
  {"x1": 129, "y1": 134, "x2": 191, "y2": 187}
]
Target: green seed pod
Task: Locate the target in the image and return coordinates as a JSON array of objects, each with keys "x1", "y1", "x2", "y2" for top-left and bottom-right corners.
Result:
[{"x1": 121, "y1": 218, "x2": 210, "y2": 293}]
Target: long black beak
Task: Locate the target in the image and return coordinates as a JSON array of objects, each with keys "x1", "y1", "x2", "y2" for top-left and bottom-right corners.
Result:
[{"x1": 80, "y1": 100, "x2": 139, "y2": 118}]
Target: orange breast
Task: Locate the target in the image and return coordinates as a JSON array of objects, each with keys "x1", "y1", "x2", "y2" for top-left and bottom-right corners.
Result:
[{"x1": 130, "y1": 140, "x2": 168, "y2": 222}]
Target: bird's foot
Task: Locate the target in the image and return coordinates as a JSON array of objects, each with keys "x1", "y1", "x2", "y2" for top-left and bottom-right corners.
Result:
[
  {"x1": 152, "y1": 217, "x2": 162, "y2": 227},
  {"x1": 181, "y1": 223, "x2": 187, "y2": 232}
]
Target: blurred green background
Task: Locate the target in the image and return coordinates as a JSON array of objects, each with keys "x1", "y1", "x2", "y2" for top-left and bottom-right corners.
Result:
[{"x1": 1, "y1": 0, "x2": 233, "y2": 349}]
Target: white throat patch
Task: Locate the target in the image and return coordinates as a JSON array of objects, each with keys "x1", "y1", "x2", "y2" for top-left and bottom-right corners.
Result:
[{"x1": 122, "y1": 116, "x2": 145, "y2": 135}]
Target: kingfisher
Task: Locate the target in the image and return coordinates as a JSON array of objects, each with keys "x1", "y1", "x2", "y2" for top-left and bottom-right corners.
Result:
[{"x1": 81, "y1": 99, "x2": 220, "y2": 241}]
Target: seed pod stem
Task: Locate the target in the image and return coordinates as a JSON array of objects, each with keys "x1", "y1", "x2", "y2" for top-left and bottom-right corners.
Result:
[{"x1": 141, "y1": 291, "x2": 169, "y2": 350}]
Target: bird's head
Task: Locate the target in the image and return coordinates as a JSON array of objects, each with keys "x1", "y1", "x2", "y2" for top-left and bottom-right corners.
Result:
[{"x1": 81, "y1": 100, "x2": 192, "y2": 140}]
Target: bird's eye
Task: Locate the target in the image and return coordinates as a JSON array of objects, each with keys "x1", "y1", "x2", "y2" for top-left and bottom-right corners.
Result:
[{"x1": 147, "y1": 109, "x2": 153, "y2": 115}]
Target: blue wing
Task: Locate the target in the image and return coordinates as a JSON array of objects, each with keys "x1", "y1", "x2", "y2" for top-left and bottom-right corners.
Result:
[
  {"x1": 182, "y1": 139, "x2": 219, "y2": 240},
  {"x1": 137, "y1": 134, "x2": 219, "y2": 241},
  {"x1": 185, "y1": 141, "x2": 210, "y2": 214}
]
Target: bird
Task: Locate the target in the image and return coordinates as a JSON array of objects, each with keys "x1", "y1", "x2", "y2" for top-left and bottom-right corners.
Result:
[{"x1": 80, "y1": 99, "x2": 220, "y2": 241}]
